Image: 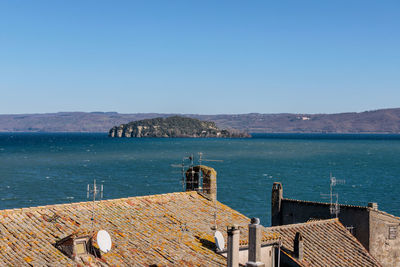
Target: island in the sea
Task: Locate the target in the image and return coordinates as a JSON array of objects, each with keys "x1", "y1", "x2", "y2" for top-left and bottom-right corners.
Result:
[{"x1": 109, "y1": 116, "x2": 251, "y2": 138}]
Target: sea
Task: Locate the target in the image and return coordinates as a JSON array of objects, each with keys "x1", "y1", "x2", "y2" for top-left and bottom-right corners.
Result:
[{"x1": 1, "y1": 132, "x2": 400, "y2": 226}]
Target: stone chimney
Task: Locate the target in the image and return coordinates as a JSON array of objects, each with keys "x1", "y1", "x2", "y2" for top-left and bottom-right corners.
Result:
[
  {"x1": 246, "y1": 218, "x2": 265, "y2": 267},
  {"x1": 294, "y1": 232, "x2": 304, "y2": 261},
  {"x1": 227, "y1": 224, "x2": 240, "y2": 267},
  {"x1": 202, "y1": 166, "x2": 217, "y2": 202},
  {"x1": 185, "y1": 166, "x2": 200, "y2": 191},
  {"x1": 185, "y1": 165, "x2": 217, "y2": 202},
  {"x1": 368, "y1": 202, "x2": 378, "y2": 210},
  {"x1": 271, "y1": 182, "x2": 283, "y2": 226}
]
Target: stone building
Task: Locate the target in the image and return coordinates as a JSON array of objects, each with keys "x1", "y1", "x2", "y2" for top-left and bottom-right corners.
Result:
[
  {"x1": 223, "y1": 218, "x2": 380, "y2": 267},
  {"x1": 272, "y1": 182, "x2": 400, "y2": 267}
]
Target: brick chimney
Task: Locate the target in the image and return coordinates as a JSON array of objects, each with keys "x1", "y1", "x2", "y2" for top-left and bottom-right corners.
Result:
[
  {"x1": 271, "y1": 182, "x2": 283, "y2": 226},
  {"x1": 294, "y1": 232, "x2": 304, "y2": 261},
  {"x1": 227, "y1": 224, "x2": 240, "y2": 267}
]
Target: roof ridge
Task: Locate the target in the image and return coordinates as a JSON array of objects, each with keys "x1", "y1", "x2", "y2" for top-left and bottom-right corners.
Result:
[
  {"x1": 0, "y1": 191, "x2": 197, "y2": 214},
  {"x1": 371, "y1": 208, "x2": 400, "y2": 221},
  {"x1": 282, "y1": 197, "x2": 368, "y2": 209},
  {"x1": 266, "y1": 218, "x2": 339, "y2": 231}
]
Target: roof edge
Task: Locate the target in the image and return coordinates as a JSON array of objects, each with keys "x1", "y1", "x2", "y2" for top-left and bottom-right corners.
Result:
[
  {"x1": 266, "y1": 218, "x2": 339, "y2": 231},
  {"x1": 0, "y1": 191, "x2": 199, "y2": 214},
  {"x1": 282, "y1": 197, "x2": 368, "y2": 209}
]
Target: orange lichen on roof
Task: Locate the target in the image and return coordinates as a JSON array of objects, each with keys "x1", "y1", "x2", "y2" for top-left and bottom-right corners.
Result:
[
  {"x1": 238, "y1": 230, "x2": 280, "y2": 247},
  {"x1": 0, "y1": 191, "x2": 250, "y2": 266}
]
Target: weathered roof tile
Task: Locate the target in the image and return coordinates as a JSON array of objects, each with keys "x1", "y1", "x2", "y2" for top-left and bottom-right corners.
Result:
[
  {"x1": 0, "y1": 191, "x2": 249, "y2": 266},
  {"x1": 266, "y1": 219, "x2": 381, "y2": 267},
  {"x1": 0, "y1": 192, "x2": 381, "y2": 266}
]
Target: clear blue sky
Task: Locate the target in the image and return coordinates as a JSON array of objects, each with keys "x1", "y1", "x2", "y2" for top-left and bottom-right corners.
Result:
[{"x1": 0, "y1": 1, "x2": 399, "y2": 114}]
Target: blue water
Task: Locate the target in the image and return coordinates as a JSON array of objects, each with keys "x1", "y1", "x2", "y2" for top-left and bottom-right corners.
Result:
[{"x1": 1, "y1": 133, "x2": 400, "y2": 226}]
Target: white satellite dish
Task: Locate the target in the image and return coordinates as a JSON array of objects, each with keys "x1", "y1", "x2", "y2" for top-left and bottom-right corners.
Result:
[
  {"x1": 214, "y1": 231, "x2": 225, "y2": 251},
  {"x1": 97, "y1": 230, "x2": 112, "y2": 253}
]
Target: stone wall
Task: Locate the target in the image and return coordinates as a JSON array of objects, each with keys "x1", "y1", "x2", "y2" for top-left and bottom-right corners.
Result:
[
  {"x1": 369, "y1": 210, "x2": 400, "y2": 267},
  {"x1": 271, "y1": 182, "x2": 400, "y2": 267},
  {"x1": 222, "y1": 245, "x2": 276, "y2": 267}
]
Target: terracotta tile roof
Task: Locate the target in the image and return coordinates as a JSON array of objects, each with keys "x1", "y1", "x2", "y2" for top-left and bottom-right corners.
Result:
[
  {"x1": 0, "y1": 192, "x2": 383, "y2": 267},
  {"x1": 237, "y1": 231, "x2": 280, "y2": 247},
  {"x1": 0, "y1": 191, "x2": 250, "y2": 266},
  {"x1": 266, "y1": 219, "x2": 381, "y2": 267}
]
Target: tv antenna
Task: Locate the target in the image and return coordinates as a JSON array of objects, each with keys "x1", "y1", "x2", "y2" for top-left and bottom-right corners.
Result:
[
  {"x1": 87, "y1": 179, "x2": 103, "y2": 231},
  {"x1": 172, "y1": 153, "x2": 223, "y2": 192},
  {"x1": 171, "y1": 155, "x2": 193, "y2": 191},
  {"x1": 321, "y1": 173, "x2": 345, "y2": 218},
  {"x1": 198, "y1": 152, "x2": 224, "y2": 163},
  {"x1": 196, "y1": 152, "x2": 224, "y2": 231},
  {"x1": 172, "y1": 153, "x2": 223, "y2": 230}
]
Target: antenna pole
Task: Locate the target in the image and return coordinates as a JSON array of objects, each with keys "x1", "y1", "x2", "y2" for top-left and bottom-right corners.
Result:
[
  {"x1": 174, "y1": 152, "x2": 223, "y2": 231},
  {"x1": 213, "y1": 199, "x2": 217, "y2": 230},
  {"x1": 199, "y1": 152, "x2": 202, "y2": 166},
  {"x1": 198, "y1": 152, "x2": 203, "y2": 191},
  {"x1": 330, "y1": 173, "x2": 333, "y2": 216},
  {"x1": 327, "y1": 173, "x2": 345, "y2": 218},
  {"x1": 87, "y1": 179, "x2": 104, "y2": 233},
  {"x1": 182, "y1": 159, "x2": 185, "y2": 191},
  {"x1": 92, "y1": 179, "x2": 96, "y2": 230}
]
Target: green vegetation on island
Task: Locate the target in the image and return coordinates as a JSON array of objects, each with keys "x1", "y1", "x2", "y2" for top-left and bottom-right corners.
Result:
[{"x1": 108, "y1": 116, "x2": 251, "y2": 138}]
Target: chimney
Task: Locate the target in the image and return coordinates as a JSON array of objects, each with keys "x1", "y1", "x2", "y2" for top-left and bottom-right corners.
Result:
[
  {"x1": 227, "y1": 224, "x2": 240, "y2": 267},
  {"x1": 271, "y1": 182, "x2": 283, "y2": 226},
  {"x1": 294, "y1": 232, "x2": 303, "y2": 261},
  {"x1": 185, "y1": 165, "x2": 217, "y2": 202},
  {"x1": 185, "y1": 166, "x2": 200, "y2": 191},
  {"x1": 368, "y1": 202, "x2": 378, "y2": 210},
  {"x1": 202, "y1": 166, "x2": 217, "y2": 202},
  {"x1": 246, "y1": 218, "x2": 265, "y2": 267}
]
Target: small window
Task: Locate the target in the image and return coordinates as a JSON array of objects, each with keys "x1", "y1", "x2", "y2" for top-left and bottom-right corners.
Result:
[
  {"x1": 75, "y1": 241, "x2": 87, "y2": 255},
  {"x1": 389, "y1": 226, "x2": 397, "y2": 240}
]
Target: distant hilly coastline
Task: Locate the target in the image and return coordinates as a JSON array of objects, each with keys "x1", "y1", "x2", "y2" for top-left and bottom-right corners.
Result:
[{"x1": 1, "y1": 108, "x2": 400, "y2": 134}]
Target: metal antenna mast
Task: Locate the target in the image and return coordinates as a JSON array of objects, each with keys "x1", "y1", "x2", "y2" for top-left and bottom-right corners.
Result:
[
  {"x1": 172, "y1": 153, "x2": 223, "y2": 231},
  {"x1": 321, "y1": 173, "x2": 345, "y2": 218},
  {"x1": 213, "y1": 198, "x2": 218, "y2": 230},
  {"x1": 198, "y1": 152, "x2": 203, "y2": 190},
  {"x1": 181, "y1": 160, "x2": 185, "y2": 191},
  {"x1": 87, "y1": 179, "x2": 103, "y2": 231},
  {"x1": 196, "y1": 152, "x2": 224, "y2": 231},
  {"x1": 329, "y1": 173, "x2": 345, "y2": 218}
]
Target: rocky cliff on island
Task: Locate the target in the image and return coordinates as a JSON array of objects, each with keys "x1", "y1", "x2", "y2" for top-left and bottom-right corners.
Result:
[{"x1": 108, "y1": 116, "x2": 251, "y2": 138}]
